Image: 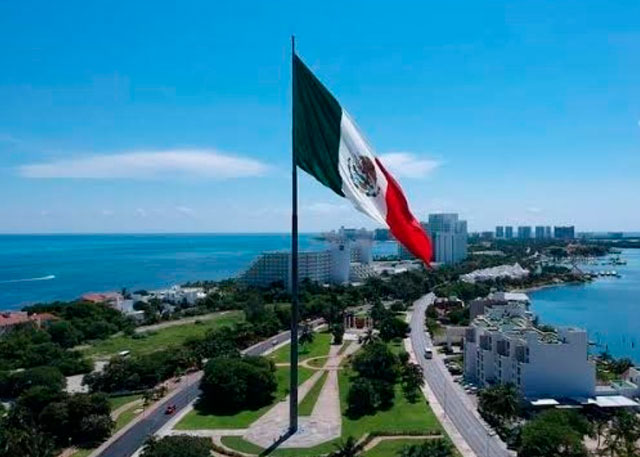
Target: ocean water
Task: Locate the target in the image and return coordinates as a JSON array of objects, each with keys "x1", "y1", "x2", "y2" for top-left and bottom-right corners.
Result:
[
  {"x1": 0, "y1": 234, "x2": 398, "y2": 310},
  {"x1": 530, "y1": 248, "x2": 640, "y2": 363}
]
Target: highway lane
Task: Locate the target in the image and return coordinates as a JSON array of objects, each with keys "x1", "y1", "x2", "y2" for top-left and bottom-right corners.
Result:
[
  {"x1": 95, "y1": 328, "x2": 296, "y2": 457},
  {"x1": 411, "y1": 294, "x2": 513, "y2": 457}
]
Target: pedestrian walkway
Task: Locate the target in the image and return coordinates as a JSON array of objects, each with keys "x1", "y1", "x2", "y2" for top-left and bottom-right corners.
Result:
[{"x1": 242, "y1": 342, "x2": 359, "y2": 448}]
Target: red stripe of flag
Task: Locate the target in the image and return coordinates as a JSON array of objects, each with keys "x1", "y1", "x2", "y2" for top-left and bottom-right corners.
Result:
[{"x1": 375, "y1": 158, "x2": 432, "y2": 265}]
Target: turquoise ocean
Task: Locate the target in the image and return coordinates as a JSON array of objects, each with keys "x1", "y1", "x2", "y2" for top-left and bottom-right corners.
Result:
[{"x1": 0, "y1": 234, "x2": 398, "y2": 310}]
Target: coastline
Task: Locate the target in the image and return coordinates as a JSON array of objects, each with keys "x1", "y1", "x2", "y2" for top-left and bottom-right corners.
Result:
[{"x1": 513, "y1": 278, "x2": 590, "y2": 295}]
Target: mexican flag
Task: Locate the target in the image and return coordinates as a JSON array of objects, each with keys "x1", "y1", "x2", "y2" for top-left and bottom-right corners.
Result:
[{"x1": 293, "y1": 55, "x2": 433, "y2": 264}]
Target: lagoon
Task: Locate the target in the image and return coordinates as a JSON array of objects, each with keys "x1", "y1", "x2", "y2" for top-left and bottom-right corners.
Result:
[{"x1": 530, "y1": 248, "x2": 640, "y2": 363}]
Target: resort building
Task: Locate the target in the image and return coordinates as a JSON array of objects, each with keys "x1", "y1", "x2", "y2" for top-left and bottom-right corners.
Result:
[
  {"x1": 464, "y1": 304, "x2": 596, "y2": 399},
  {"x1": 240, "y1": 229, "x2": 374, "y2": 289},
  {"x1": 461, "y1": 263, "x2": 530, "y2": 284},
  {"x1": 469, "y1": 291, "x2": 531, "y2": 320}
]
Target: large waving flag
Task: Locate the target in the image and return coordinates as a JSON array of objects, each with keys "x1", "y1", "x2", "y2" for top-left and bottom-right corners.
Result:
[{"x1": 293, "y1": 55, "x2": 432, "y2": 264}]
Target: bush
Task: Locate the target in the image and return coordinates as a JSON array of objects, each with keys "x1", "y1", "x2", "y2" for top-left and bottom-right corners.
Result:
[
  {"x1": 141, "y1": 436, "x2": 213, "y2": 457},
  {"x1": 199, "y1": 356, "x2": 277, "y2": 413}
]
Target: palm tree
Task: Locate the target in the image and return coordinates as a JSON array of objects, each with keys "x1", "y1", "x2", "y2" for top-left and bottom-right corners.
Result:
[
  {"x1": 299, "y1": 322, "x2": 315, "y2": 346},
  {"x1": 601, "y1": 410, "x2": 640, "y2": 457},
  {"x1": 360, "y1": 328, "x2": 378, "y2": 346},
  {"x1": 330, "y1": 436, "x2": 361, "y2": 457},
  {"x1": 477, "y1": 383, "x2": 520, "y2": 428}
]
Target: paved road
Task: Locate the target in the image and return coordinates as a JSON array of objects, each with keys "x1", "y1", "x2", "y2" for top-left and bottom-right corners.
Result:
[
  {"x1": 411, "y1": 294, "x2": 512, "y2": 457},
  {"x1": 95, "y1": 329, "x2": 296, "y2": 457}
]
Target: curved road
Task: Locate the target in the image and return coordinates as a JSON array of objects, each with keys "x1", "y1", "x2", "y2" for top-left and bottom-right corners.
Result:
[
  {"x1": 411, "y1": 293, "x2": 513, "y2": 457},
  {"x1": 95, "y1": 329, "x2": 296, "y2": 457}
]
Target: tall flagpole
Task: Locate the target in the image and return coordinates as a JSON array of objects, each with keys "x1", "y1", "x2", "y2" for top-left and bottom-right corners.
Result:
[{"x1": 289, "y1": 34, "x2": 299, "y2": 434}]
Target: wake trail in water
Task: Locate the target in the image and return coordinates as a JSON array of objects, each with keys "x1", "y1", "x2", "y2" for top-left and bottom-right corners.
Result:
[{"x1": 0, "y1": 275, "x2": 56, "y2": 284}]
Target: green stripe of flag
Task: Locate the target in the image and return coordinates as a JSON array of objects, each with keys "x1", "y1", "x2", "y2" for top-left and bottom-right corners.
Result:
[{"x1": 293, "y1": 55, "x2": 345, "y2": 197}]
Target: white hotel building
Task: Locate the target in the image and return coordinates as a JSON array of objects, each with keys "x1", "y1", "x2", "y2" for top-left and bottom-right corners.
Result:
[
  {"x1": 239, "y1": 229, "x2": 374, "y2": 289},
  {"x1": 464, "y1": 304, "x2": 596, "y2": 399}
]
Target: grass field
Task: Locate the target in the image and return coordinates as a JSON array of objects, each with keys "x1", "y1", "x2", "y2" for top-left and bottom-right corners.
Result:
[
  {"x1": 175, "y1": 365, "x2": 314, "y2": 430},
  {"x1": 299, "y1": 371, "x2": 328, "y2": 416},
  {"x1": 70, "y1": 449, "x2": 92, "y2": 457},
  {"x1": 114, "y1": 403, "x2": 143, "y2": 431},
  {"x1": 363, "y1": 439, "x2": 430, "y2": 457},
  {"x1": 108, "y1": 394, "x2": 141, "y2": 411},
  {"x1": 306, "y1": 356, "x2": 329, "y2": 368},
  {"x1": 269, "y1": 332, "x2": 333, "y2": 364},
  {"x1": 221, "y1": 346, "x2": 443, "y2": 457},
  {"x1": 81, "y1": 311, "x2": 244, "y2": 358}
]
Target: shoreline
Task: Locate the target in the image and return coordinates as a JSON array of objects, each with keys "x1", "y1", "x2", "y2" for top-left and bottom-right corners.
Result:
[{"x1": 514, "y1": 278, "x2": 590, "y2": 295}]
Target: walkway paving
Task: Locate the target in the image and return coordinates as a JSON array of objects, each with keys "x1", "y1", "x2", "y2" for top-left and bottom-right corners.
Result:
[{"x1": 242, "y1": 342, "x2": 359, "y2": 448}]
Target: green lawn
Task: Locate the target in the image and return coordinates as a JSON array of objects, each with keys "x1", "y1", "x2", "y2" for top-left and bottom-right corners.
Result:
[
  {"x1": 175, "y1": 365, "x2": 314, "y2": 430},
  {"x1": 299, "y1": 371, "x2": 328, "y2": 416},
  {"x1": 108, "y1": 394, "x2": 141, "y2": 411},
  {"x1": 70, "y1": 449, "x2": 92, "y2": 457},
  {"x1": 363, "y1": 439, "x2": 425, "y2": 457},
  {"x1": 114, "y1": 403, "x2": 143, "y2": 431},
  {"x1": 307, "y1": 357, "x2": 329, "y2": 368},
  {"x1": 269, "y1": 332, "x2": 333, "y2": 364},
  {"x1": 81, "y1": 311, "x2": 244, "y2": 358},
  {"x1": 221, "y1": 349, "x2": 443, "y2": 457},
  {"x1": 364, "y1": 439, "x2": 460, "y2": 457}
]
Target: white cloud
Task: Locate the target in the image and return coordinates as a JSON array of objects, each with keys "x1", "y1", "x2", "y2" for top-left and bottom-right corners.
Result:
[
  {"x1": 135, "y1": 208, "x2": 147, "y2": 217},
  {"x1": 527, "y1": 206, "x2": 543, "y2": 214},
  {"x1": 378, "y1": 152, "x2": 439, "y2": 178},
  {"x1": 175, "y1": 206, "x2": 195, "y2": 216},
  {"x1": 303, "y1": 202, "x2": 349, "y2": 214},
  {"x1": 19, "y1": 149, "x2": 269, "y2": 179},
  {"x1": 101, "y1": 209, "x2": 114, "y2": 217}
]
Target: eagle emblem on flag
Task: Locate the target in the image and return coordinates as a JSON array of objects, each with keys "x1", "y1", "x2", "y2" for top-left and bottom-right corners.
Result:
[{"x1": 348, "y1": 154, "x2": 380, "y2": 197}]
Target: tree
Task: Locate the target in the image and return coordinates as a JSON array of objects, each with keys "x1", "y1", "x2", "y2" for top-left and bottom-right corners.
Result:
[
  {"x1": 330, "y1": 436, "x2": 362, "y2": 457},
  {"x1": 331, "y1": 322, "x2": 345, "y2": 345},
  {"x1": 477, "y1": 383, "x2": 520, "y2": 428},
  {"x1": 46, "y1": 321, "x2": 82, "y2": 348},
  {"x1": 299, "y1": 322, "x2": 315, "y2": 346},
  {"x1": 379, "y1": 316, "x2": 410, "y2": 342},
  {"x1": 519, "y1": 410, "x2": 589, "y2": 457},
  {"x1": 141, "y1": 436, "x2": 214, "y2": 457},
  {"x1": 78, "y1": 414, "x2": 114, "y2": 447},
  {"x1": 2, "y1": 366, "x2": 65, "y2": 398},
  {"x1": 347, "y1": 378, "x2": 377, "y2": 415},
  {"x1": 601, "y1": 410, "x2": 640, "y2": 457},
  {"x1": 401, "y1": 363, "x2": 424, "y2": 402},
  {"x1": 398, "y1": 439, "x2": 453, "y2": 457},
  {"x1": 199, "y1": 356, "x2": 276, "y2": 412},
  {"x1": 352, "y1": 341, "x2": 399, "y2": 384},
  {"x1": 0, "y1": 407, "x2": 55, "y2": 457}
]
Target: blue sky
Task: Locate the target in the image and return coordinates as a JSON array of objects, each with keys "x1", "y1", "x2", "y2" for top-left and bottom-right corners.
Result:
[{"x1": 1, "y1": 0, "x2": 639, "y2": 233}]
